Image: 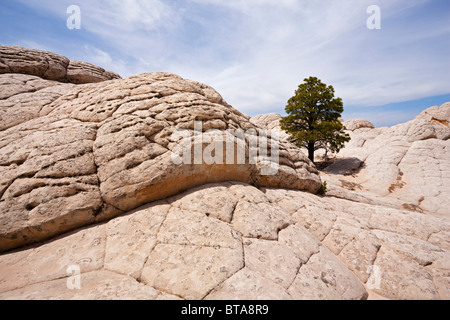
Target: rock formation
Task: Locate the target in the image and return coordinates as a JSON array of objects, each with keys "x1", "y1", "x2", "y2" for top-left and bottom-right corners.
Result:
[
  {"x1": 342, "y1": 119, "x2": 375, "y2": 131},
  {"x1": 327, "y1": 103, "x2": 450, "y2": 216},
  {"x1": 0, "y1": 46, "x2": 121, "y2": 84},
  {"x1": 0, "y1": 46, "x2": 448, "y2": 300},
  {"x1": 0, "y1": 47, "x2": 321, "y2": 253},
  {"x1": 1, "y1": 181, "x2": 449, "y2": 300},
  {"x1": 251, "y1": 104, "x2": 450, "y2": 217},
  {"x1": 251, "y1": 113, "x2": 290, "y2": 141}
]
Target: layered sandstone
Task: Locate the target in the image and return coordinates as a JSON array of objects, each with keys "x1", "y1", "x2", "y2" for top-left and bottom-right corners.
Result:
[
  {"x1": 0, "y1": 48, "x2": 321, "y2": 253},
  {"x1": 252, "y1": 104, "x2": 450, "y2": 217},
  {"x1": 0, "y1": 46, "x2": 121, "y2": 84},
  {"x1": 0, "y1": 46, "x2": 448, "y2": 301},
  {"x1": 1, "y1": 182, "x2": 448, "y2": 300},
  {"x1": 331, "y1": 103, "x2": 450, "y2": 216}
]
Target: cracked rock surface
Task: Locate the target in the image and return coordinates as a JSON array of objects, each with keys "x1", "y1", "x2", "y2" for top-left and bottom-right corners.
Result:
[
  {"x1": 253, "y1": 103, "x2": 450, "y2": 217},
  {"x1": 0, "y1": 46, "x2": 120, "y2": 84},
  {"x1": 1, "y1": 182, "x2": 449, "y2": 300},
  {"x1": 327, "y1": 103, "x2": 450, "y2": 216},
  {"x1": 0, "y1": 47, "x2": 321, "y2": 253},
  {"x1": 0, "y1": 47, "x2": 448, "y2": 300}
]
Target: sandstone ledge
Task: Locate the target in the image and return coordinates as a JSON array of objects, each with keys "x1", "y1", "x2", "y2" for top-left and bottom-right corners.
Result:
[
  {"x1": 0, "y1": 182, "x2": 448, "y2": 300},
  {"x1": 0, "y1": 46, "x2": 121, "y2": 84},
  {"x1": 253, "y1": 103, "x2": 450, "y2": 217},
  {"x1": 0, "y1": 70, "x2": 321, "y2": 252}
]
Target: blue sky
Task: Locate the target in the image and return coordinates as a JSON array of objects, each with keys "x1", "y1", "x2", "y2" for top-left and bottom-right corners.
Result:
[{"x1": 1, "y1": 0, "x2": 449, "y2": 127}]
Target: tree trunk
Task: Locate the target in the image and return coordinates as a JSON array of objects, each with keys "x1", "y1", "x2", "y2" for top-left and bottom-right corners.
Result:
[{"x1": 308, "y1": 142, "x2": 315, "y2": 163}]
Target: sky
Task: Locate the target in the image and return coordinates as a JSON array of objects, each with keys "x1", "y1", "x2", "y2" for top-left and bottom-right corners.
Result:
[{"x1": 1, "y1": 0, "x2": 449, "y2": 127}]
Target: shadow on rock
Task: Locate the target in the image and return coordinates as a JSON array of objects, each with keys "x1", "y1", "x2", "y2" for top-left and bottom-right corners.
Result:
[{"x1": 322, "y1": 157, "x2": 365, "y2": 176}]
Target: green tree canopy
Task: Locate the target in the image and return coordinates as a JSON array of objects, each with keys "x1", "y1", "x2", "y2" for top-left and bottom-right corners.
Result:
[{"x1": 280, "y1": 77, "x2": 350, "y2": 163}]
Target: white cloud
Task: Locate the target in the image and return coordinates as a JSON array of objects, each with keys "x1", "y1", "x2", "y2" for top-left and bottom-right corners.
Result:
[
  {"x1": 15, "y1": 40, "x2": 53, "y2": 53},
  {"x1": 163, "y1": 0, "x2": 449, "y2": 114},
  {"x1": 343, "y1": 109, "x2": 419, "y2": 128},
  {"x1": 82, "y1": 45, "x2": 113, "y2": 65},
  {"x1": 17, "y1": 0, "x2": 174, "y2": 32},
  {"x1": 13, "y1": 0, "x2": 450, "y2": 119}
]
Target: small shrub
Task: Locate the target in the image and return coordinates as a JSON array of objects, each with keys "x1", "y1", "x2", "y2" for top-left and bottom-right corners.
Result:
[{"x1": 318, "y1": 181, "x2": 328, "y2": 196}]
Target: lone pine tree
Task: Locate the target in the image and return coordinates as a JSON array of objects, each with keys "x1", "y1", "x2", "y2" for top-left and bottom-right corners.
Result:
[{"x1": 280, "y1": 77, "x2": 350, "y2": 163}]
